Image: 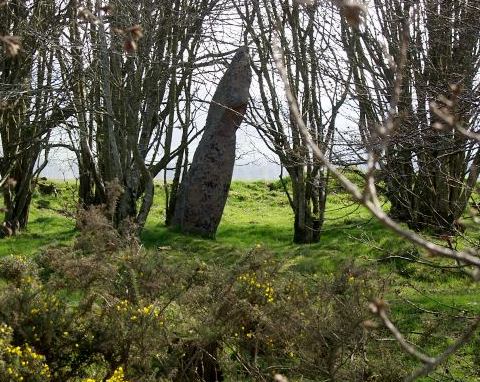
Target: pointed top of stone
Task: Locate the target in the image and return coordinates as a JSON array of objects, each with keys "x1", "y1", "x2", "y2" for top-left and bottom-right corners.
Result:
[{"x1": 228, "y1": 46, "x2": 250, "y2": 69}]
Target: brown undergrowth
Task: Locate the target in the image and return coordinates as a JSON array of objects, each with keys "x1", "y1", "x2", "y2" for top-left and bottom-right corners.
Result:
[{"x1": 0, "y1": 205, "x2": 404, "y2": 381}]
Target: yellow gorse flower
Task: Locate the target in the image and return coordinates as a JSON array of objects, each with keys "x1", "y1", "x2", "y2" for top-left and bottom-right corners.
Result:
[
  {"x1": 81, "y1": 366, "x2": 130, "y2": 382},
  {"x1": 0, "y1": 323, "x2": 51, "y2": 381},
  {"x1": 107, "y1": 366, "x2": 129, "y2": 382},
  {"x1": 237, "y1": 272, "x2": 275, "y2": 303}
]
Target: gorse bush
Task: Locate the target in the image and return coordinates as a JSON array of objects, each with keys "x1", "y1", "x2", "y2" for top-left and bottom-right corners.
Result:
[
  {"x1": 0, "y1": 206, "x2": 405, "y2": 381},
  {"x1": 0, "y1": 323, "x2": 51, "y2": 381}
]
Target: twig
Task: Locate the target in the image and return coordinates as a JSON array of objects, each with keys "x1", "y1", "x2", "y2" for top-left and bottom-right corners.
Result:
[
  {"x1": 404, "y1": 317, "x2": 480, "y2": 382},
  {"x1": 369, "y1": 300, "x2": 435, "y2": 364},
  {"x1": 369, "y1": 300, "x2": 480, "y2": 382}
]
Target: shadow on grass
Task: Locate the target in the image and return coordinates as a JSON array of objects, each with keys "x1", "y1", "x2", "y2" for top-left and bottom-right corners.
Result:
[
  {"x1": 142, "y1": 222, "x2": 292, "y2": 252},
  {"x1": 141, "y1": 215, "x2": 394, "y2": 273},
  {"x1": 0, "y1": 228, "x2": 76, "y2": 257}
]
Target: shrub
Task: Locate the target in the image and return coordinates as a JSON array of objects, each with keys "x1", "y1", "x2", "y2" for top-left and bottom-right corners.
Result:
[
  {"x1": 0, "y1": 207, "x2": 405, "y2": 381},
  {"x1": 0, "y1": 323, "x2": 51, "y2": 382}
]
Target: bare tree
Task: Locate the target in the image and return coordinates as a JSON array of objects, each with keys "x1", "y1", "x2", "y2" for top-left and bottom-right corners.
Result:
[
  {"x1": 0, "y1": 0, "x2": 70, "y2": 234},
  {"x1": 58, "y1": 0, "x2": 219, "y2": 232},
  {"x1": 236, "y1": 0, "x2": 350, "y2": 243},
  {"x1": 342, "y1": 0, "x2": 480, "y2": 233},
  {"x1": 272, "y1": 2, "x2": 480, "y2": 379}
]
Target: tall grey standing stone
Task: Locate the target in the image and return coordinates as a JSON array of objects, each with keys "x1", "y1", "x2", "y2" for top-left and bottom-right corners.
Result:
[{"x1": 171, "y1": 47, "x2": 252, "y2": 237}]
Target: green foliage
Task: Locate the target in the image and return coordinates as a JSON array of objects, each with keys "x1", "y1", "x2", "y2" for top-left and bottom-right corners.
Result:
[
  {"x1": 327, "y1": 168, "x2": 367, "y2": 193},
  {"x1": 0, "y1": 323, "x2": 51, "y2": 382}
]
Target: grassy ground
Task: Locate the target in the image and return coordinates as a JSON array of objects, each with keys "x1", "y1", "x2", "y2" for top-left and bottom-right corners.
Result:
[
  {"x1": 143, "y1": 181, "x2": 396, "y2": 271},
  {"x1": 2, "y1": 180, "x2": 480, "y2": 380}
]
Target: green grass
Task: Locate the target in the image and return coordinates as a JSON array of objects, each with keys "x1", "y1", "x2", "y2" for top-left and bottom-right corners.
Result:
[
  {"x1": 0, "y1": 183, "x2": 77, "y2": 257},
  {"x1": 143, "y1": 181, "x2": 398, "y2": 271},
  {"x1": 2, "y1": 179, "x2": 480, "y2": 380}
]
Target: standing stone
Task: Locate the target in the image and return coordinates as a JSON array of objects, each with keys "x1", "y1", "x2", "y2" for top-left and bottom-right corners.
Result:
[{"x1": 171, "y1": 47, "x2": 252, "y2": 237}]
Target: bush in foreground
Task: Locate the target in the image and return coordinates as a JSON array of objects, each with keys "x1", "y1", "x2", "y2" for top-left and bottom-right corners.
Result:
[{"x1": 0, "y1": 207, "x2": 404, "y2": 381}]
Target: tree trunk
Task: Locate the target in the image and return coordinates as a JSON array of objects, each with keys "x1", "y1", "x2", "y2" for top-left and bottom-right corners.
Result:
[
  {"x1": 293, "y1": 210, "x2": 320, "y2": 244},
  {"x1": 342, "y1": 0, "x2": 480, "y2": 234},
  {"x1": 290, "y1": 166, "x2": 322, "y2": 244}
]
